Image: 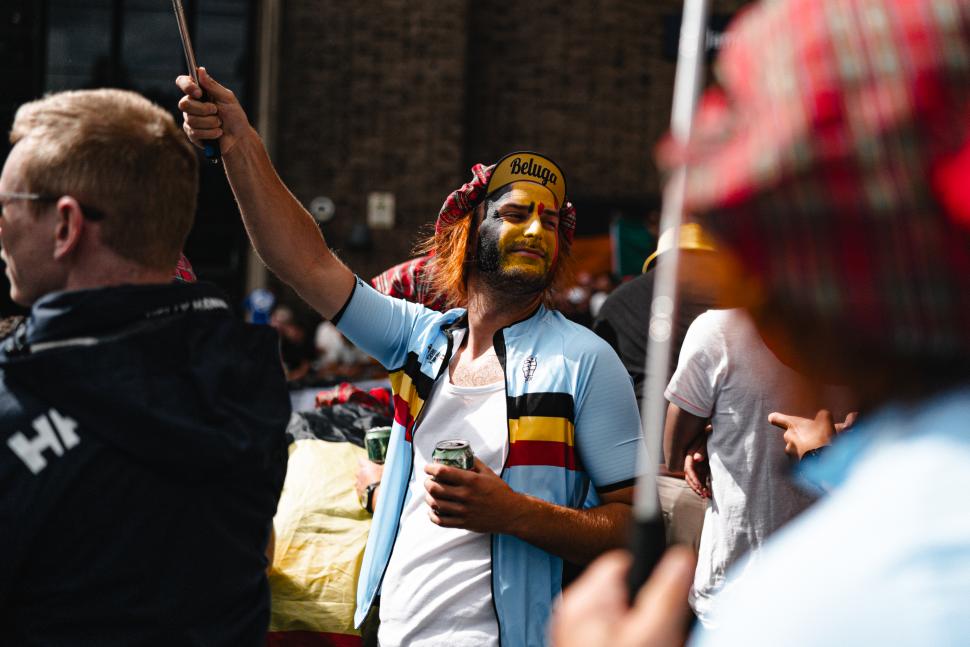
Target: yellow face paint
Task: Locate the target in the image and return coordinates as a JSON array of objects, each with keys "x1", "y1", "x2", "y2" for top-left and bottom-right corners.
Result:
[{"x1": 477, "y1": 181, "x2": 560, "y2": 283}]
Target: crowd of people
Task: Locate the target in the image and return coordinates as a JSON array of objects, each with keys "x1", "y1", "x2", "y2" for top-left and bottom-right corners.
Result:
[{"x1": 1, "y1": 0, "x2": 968, "y2": 645}]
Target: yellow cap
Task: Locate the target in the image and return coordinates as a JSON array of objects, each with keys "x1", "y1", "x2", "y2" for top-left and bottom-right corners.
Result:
[
  {"x1": 486, "y1": 151, "x2": 567, "y2": 209},
  {"x1": 642, "y1": 222, "x2": 718, "y2": 273}
]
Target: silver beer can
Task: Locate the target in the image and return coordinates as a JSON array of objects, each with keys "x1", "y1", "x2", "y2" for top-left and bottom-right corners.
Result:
[{"x1": 431, "y1": 439, "x2": 474, "y2": 470}]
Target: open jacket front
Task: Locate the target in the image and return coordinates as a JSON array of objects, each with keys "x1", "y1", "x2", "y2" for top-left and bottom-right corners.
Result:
[{"x1": 337, "y1": 278, "x2": 642, "y2": 646}]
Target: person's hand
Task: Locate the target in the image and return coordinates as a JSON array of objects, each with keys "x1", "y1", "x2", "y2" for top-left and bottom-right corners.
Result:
[
  {"x1": 683, "y1": 425, "x2": 711, "y2": 498},
  {"x1": 768, "y1": 409, "x2": 856, "y2": 459},
  {"x1": 836, "y1": 411, "x2": 858, "y2": 433},
  {"x1": 176, "y1": 67, "x2": 252, "y2": 155},
  {"x1": 424, "y1": 458, "x2": 522, "y2": 533},
  {"x1": 550, "y1": 547, "x2": 695, "y2": 647},
  {"x1": 355, "y1": 458, "x2": 383, "y2": 507}
]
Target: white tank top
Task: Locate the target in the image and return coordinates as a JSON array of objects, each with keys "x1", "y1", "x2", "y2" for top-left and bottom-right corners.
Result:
[{"x1": 377, "y1": 369, "x2": 508, "y2": 647}]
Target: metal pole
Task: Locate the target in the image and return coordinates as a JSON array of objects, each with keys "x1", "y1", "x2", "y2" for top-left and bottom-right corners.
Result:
[
  {"x1": 627, "y1": 0, "x2": 710, "y2": 599},
  {"x1": 172, "y1": 0, "x2": 221, "y2": 164}
]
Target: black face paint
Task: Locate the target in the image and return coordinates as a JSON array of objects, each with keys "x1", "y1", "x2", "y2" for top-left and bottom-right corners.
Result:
[{"x1": 475, "y1": 202, "x2": 503, "y2": 275}]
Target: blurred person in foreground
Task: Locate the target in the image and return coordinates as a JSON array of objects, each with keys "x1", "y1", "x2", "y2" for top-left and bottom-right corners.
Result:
[
  {"x1": 552, "y1": 0, "x2": 970, "y2": 644},
  {"x1": 0, "y1": 89, "x2": 290, "y2": 644},
  {"x1": 177, "y1": 66, "x2": 643, "y2": 644}
]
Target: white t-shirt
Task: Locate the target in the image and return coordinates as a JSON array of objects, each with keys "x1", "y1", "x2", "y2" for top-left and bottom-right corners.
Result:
[
  {"x1": 377, "y1": 365, "x2": 508, "y2": 647},
  {"x1": 665, "y1": 309, "x2": 823, "y2": 624}
]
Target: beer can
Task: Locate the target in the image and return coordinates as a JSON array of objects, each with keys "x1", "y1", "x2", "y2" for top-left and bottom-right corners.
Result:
[
  {"x1": 432, "y1": 439, "x2": 474, "y2": 470},
  {"x1": 364, "y1": 426, "x2": 392, "y2": 464}
]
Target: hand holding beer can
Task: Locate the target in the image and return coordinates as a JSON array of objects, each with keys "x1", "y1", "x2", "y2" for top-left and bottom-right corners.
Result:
[
  {"x1": 365, "y1": 426, "x2": 392, "y2": 464},
  {"x1": 432, "y1": 439, "x2": 475, "y2": 470}
]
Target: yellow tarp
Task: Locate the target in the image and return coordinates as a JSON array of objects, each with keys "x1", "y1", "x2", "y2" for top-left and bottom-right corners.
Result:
[{"x1": 269, "y1": 439, "x2": 372, "y2": 636}]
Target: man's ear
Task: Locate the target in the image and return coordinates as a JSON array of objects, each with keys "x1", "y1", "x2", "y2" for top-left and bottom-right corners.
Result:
[{"x1": 52, "y1": 196, "x2": 86, "y2": 261}]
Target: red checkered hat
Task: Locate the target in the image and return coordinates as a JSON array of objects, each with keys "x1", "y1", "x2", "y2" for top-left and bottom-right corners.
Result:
[{"x1": 664, "y1": 0, "x2": 970, "y2": 357}]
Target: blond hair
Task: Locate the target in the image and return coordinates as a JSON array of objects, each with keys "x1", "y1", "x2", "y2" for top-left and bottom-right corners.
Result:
[{"x1": 10, "y1": 89, "x2": 198, "y2": 270}]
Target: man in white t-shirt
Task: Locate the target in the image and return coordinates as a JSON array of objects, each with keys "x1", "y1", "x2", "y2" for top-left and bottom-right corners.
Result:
[
  {"x1": 377, "y1": 342, "x2": 507, "y2": 645},
  {"x1": 341, "y1": 156, "x2": 643, "y2": 646},
  {"x1": 175, "y1": 69, "x2": 645, "y2": 644},
  {"x1": 662, "y1": 308, "x2": 821, "y2": 624}
]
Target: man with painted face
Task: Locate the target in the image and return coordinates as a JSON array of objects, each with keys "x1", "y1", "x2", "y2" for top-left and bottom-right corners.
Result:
[{"x1": 178, "y1": 69, "x2": 643, "y2": 646}]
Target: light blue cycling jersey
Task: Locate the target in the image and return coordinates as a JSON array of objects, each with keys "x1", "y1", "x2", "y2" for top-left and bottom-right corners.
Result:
[{"x1": 336, "y1": 278, "x2": 642, "y2": 646}]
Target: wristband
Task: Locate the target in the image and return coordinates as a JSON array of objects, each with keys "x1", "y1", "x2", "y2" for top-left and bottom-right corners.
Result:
[{"x1": 361, "y1": 482, "x2": 379, "y2": 514}]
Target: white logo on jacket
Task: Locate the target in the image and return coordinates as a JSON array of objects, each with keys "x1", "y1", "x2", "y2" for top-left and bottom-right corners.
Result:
[{"x1": 7, "y1": 408, "x2": 80, "y2": 474}]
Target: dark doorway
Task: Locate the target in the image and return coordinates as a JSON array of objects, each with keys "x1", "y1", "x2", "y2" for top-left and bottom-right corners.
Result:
[{"x1": 0, "y1": 0, "x2": 258, "y2": 316}]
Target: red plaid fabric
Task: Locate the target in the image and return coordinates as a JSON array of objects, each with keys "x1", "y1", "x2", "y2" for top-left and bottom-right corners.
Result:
[
  {"x1": 370, "y1": 254, "x2": 449, "y2": 311},
  {"x1": 559, "y1": 201, "x2": 577, "y2": 241},
  {"x1": 436, "y1": 163, "x2": 494, "y2": 234},
  {"x1": 314, "y1": 382, "x2": 393, "y2": 413},
  {"x1": 172, "y1": 253, "x2": 197, "y2": 283},
  {"x1": 436, "y1": 162, "x2": 577, "y2": 243},
  {"x1": 664, "y1": 0, "x2": 970, "y2": 357}
]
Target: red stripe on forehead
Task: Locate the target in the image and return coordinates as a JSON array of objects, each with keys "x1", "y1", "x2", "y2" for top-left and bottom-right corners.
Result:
[{"x1": 538, "y1": 202, "x2": 545, "y2": 216}]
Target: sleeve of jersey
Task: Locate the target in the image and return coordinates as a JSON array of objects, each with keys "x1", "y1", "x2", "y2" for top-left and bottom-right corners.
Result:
[
  {"x1": 664, "y1": 312, "x2": 720, "y2": 418},
  {"x1": 574, "y1": 341, "x2": 644, "y2": 493},
  {"x1": 333, "y1": 277, "x2": 435, "y2": 371}
]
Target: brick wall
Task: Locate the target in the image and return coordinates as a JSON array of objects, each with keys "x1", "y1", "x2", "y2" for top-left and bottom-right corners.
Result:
[
  {"x1": 275, "y1": 0, "x2": 752, "y2": 280},
  {"x1": 276, "y1": 1, "x2": 469, "y2": 280},
  {"x1": 466, "y1": 0, "x2": 668, "y2": 204}
]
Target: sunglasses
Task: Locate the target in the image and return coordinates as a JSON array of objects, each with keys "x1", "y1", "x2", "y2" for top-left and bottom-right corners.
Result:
[{"x1": 0, "y1": 191, "x2": 106, "y2": 221}]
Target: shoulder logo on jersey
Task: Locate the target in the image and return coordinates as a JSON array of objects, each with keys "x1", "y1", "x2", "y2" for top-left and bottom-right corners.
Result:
[
  {"x1": 7, "y1": 408, "x2": 80, "y2": 475},
  {"x1": 522, "y1": 356, "x2": 537, "y2": 381},
  {"x1": 426, "y1": 344, "x2": 441, "y2": 364}
]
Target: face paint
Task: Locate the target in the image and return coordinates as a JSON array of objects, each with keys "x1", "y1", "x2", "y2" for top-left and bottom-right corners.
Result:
[{"x1": 475, "y1": 182, "x2": 560, "y2": 295}]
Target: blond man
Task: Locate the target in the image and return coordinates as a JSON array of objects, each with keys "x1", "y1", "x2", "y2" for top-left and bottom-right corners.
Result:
[{"x1": 0, "y1": 89, "x2": 290, "y2": 645}]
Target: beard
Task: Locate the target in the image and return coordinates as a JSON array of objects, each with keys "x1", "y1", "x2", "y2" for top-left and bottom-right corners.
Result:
[{"x1": 475, "y1": 227, "x2": 554, "y2": 296}]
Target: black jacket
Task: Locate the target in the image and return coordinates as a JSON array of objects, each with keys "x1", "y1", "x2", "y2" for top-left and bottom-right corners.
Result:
[
  {"x1": 592, "y1": 268, "x2": 718, "y2": 405},
  {"x1": 0, "y1": 283, "x2": 290, "y2": 646}
]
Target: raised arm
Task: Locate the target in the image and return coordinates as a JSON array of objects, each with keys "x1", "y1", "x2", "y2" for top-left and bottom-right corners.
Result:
[{"x1": 176, "y1": 68, "x2": 354, "y2": 319}]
